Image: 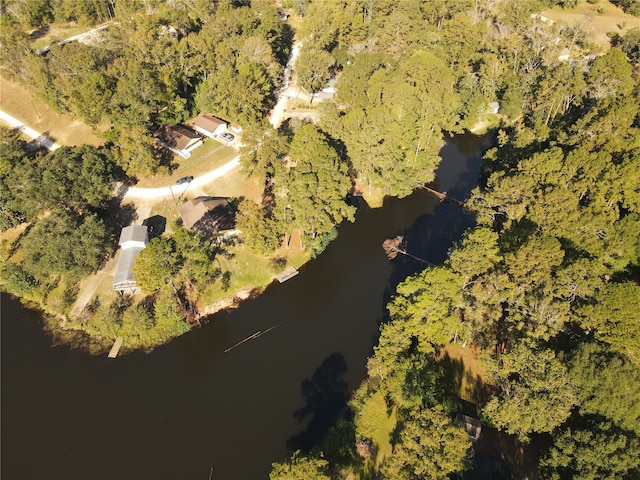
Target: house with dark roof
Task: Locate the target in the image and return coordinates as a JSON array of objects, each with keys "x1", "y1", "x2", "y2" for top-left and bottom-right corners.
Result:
[
  {"x1": 154, "y1": 124, "x2": 203, "y2": 159},
  {"x1": 194, "y1": 115, "x2": 228, "y2": 139},
  {"x1": 113, "y1": 225, "x2": 148, "y2": 293},
  {"x1": 178, "y1": 197, "x2": 237, "y2": 237}
]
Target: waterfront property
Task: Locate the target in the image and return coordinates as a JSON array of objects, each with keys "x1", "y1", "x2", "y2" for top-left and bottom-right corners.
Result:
[
  {"x1": 178, "y1": 197, "x2": 236, "y2": 237},
  {"x1": 113, "y1": 225, "x2": 148, "y2": 293}
]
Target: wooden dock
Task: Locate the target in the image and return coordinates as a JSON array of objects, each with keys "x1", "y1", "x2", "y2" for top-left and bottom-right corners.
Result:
[
  {"x1": 108, "y1": 337, "x2": 123, "y2": 358},
  {"x1": 275, "y1": 266, "x2": 299, "y2": 283}
]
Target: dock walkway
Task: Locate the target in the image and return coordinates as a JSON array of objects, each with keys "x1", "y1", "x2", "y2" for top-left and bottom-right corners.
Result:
[
  {"x1": 108, "y1": 337, "x2": 123, "y2": 358},
  {"x1": 275, "y1": 266, "x2": 299, "y2": 283}
]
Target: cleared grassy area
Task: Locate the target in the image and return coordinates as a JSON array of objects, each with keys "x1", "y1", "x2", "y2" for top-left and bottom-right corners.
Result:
[
  {"x1": 0, "y1": 76, "x2": 103, "y2": 146},
  {"x1": 542, "y1": 0, "x2": 640, "y2": 51},
  {"x1": 135, "y1": 140, "x2": 240, "y2": 188},
  {"x1": 199, "y1": 166, "x2": 263, "y2": 200},
  {"x1": 0, "y1": 222, "x2": 29, "y2": 260},
  {"x1": 198, "y1": 244, "x2": 280, "y2": 307},
  {"x1": 28, "y1": 22, "x2": 94, "y2": 50},
  {"x1": 198, "y1": 235, "x2": 311, "y2": 306},
  {"x1": 439, "y1": 343, "x2": 491, "y2": 406},
  {"x1": 356, "y1": 389, "x2": 397, "y2": 469}
]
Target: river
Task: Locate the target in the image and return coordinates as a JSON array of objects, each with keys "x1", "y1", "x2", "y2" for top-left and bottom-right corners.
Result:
[{"x1": 1, "y1": 133, "x2": 488, "y2": 480}]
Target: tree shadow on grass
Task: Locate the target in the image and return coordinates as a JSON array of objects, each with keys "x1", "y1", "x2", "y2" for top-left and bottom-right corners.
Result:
[
  {"x1": 439, "y1": 351, "x2": 492, "y2": 408},
  {"x1": 287, "y1": 353, "x2": 350, "y2": 453}
]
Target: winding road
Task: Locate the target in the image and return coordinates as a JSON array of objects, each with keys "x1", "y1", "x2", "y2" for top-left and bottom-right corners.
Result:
[{"x1": 122, "y1": 156, "x2": 241, "y2": 200}]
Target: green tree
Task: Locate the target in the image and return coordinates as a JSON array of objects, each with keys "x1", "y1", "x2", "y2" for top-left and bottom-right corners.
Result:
[
  {"x1": 113, "y1": 124, "x2": 164, "y2": 178},
  {"x1": 132, "y1": 237, "x2": 179, "y2": 295},
  {"x1": 0, "y1": 23, "x2": 31, "y2": 79},
  {"x1": 0, "y1": 262, "x2": 37, "y2": 296},
  {"x1": 579, "y1": 282, "x2": 640, "y2": 363},
  {"x1": 619, "y1": 27, "x2": 640, "y2": 63},
  {"x1": 386, "y1": 266, "x2": 464, "y2": 356},
  {"x1": 269, "y1": 450, "x2": 331, "y2": 480},
  {"x1": 296, "y1": 47, "x2": 335, "y2": 103},
  {"x1": 119, "y1": 304, "x2": 155, "y2": 340},
  {"x1": 539, "y1": 420, "x2": 640, "y2": 480},
  {"x1": 448, "y1": 227, "x2": 502, "y2": 281},
  {"x1": 5, "y1": 145, "x2": 115, "y2": 221},
  {"x1": 20, "y1": 211, "x2": 112, "y2": 284},
  {"x1": 172, "y1": 227, "x2": 218, "y2": 287},
  {"x1": 381, "y1": 406, "x2": 470, "y2": 480},
  {"x1": 585, "y1": 48, "x2": 634, "y2": 101},
  {"x1": 482, "y1": 342, "x2": 578, "y2": 441},
  {"x1": 109, "y1": 59, "x2": 171, "y2": 128},
  {"x1": 568, "y1": 342, "x2": 640, "y2": 434},
  {"x1": 153, "y1": 286, "x2": 189, "y2": 338},
  {"x1": 236, "y1": 199, "x2": 281, "y2": 255},
  {"x1": 239, "y1": 121, "x2": 290, "y2": 180},
  {"x1": 0, "y1": 127, "x2": 30, "y2": 229},
  {"x1": 283, "y1": 124, "x2": 355, "y2": 250}
]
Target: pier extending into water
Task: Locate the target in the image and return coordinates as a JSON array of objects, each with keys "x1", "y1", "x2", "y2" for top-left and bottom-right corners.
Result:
[
  {"x1": 108, "y1": 337, "x2": 123, "y2": 358},
  {"x1": 275, "y1": 266, "x2": 299, "y2": 283}
]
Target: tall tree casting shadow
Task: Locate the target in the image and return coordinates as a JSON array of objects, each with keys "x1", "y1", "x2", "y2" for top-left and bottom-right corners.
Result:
[{"x1": 287, "y1": 353, "x2": 349, "y2": 453}]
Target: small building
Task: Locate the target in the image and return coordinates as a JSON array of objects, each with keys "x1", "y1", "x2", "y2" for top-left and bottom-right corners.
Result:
[
  {"x1": 154, "y1": 124, "x2": 203, "y2": 159},
  {"x1": 455, "y1": 413, "x2": 482, "y2": 443},
  {"x1": 489, "y1": 101, "x2": 500, "y2": 114},
  {"x1": 113, "y1": 225, "x2": 148, "y2": 294},
  {"x1": 178, "y1": 197, "x2": 236, "y2": 237},
  {"x1": 194, "y1": 114, "x2": 228, "y2": 139}
]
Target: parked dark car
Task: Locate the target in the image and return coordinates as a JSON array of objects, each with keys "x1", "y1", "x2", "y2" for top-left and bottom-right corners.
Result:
[{"x1": 176, "y1": 175, "x2": 194, "y2": 185}]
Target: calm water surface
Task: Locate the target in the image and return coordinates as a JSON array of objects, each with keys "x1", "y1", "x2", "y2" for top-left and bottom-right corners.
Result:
[{"x1": 1, "y1": 133, "x2": 488, "y2": 480}]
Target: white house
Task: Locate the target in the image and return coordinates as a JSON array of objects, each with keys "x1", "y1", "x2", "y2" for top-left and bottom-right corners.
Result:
[{"x1": 194, "y1": 115, "x2": 228, "y2": 139}]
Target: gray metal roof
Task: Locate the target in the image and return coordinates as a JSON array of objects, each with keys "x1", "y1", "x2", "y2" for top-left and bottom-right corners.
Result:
[
  {"x1": 119, "y1": 225, "x2": 148, "y2": 246},
  {"x1": 113, "y1": 246, "x2": 145, "y2": 290}
]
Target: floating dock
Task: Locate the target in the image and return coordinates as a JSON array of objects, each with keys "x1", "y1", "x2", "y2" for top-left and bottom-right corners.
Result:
[
  {"x1": 108, "y1": 337, "x2": 123, "y2": 358},
  {"x1": 275, "y1": 266, "x2": 299, "y2": 283}
]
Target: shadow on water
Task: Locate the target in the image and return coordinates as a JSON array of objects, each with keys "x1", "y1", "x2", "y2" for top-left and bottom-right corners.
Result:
[
  {"x1": 385, "y1": 132, "x2": 493, "y2": 301},
  {"x1": 1, "y1": 132, "x2": 493, "y2": 480},
  {"x1": 287, "y1": 353, "x2": 350, "y2": 452}
]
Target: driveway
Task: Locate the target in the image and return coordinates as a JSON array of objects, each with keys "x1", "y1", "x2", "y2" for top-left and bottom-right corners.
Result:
[
  {"x1": 123, "y1": 156, "x2": 241, "y2": 200},
  {"x1": 0, "y1": 110, "x2": 61, "y2": 151}
]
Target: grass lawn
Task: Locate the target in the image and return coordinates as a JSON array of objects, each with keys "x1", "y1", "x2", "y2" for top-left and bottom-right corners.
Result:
[
  {"x1": 439, "y1": 343, "x2": 491, "y2": 406},
  {"x1": 198, "y1": 236, "x2": 311, "y2": 307},
  {"x1": 356, "y1": 389, "x2": 397, "y2": 469},
  {"x1": 28, "y1": 22, "x2": 96, "y2": 50},
  {"x1": 199, "y1": 166, "x2": 263, "y2": 201},
  {"x1": 134, "y1": 140, "x2": 240, "y2": 188},
  {"x1": 0, "y1": 76, "x2": 103, "y2": 147},
  {"x1": 542, "y1": 0, "x2": 640, "y2": 51},
  {"x1": 198, "y1": 244, "x2": 279, "y2": 307},
  {"x1": 0, "y1": 222, "x2": 29, "y2": 260}
]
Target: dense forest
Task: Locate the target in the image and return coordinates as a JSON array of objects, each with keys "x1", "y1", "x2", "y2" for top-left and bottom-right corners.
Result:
[
  {"x1": 1, "y1": 0, "x2": 640, "y2": 478},
  {"x1": 264, "y1": 1, "x2": 640, "y2": 479}
]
